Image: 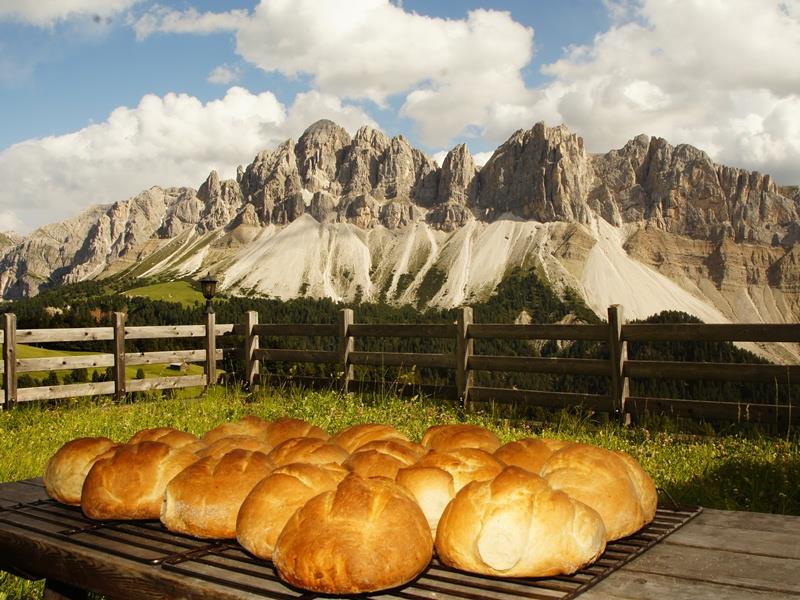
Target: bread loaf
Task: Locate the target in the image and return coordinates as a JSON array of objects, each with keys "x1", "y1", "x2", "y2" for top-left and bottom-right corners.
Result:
[
  {"x1": 236, "y1": 462, "x2": 348, "y2": 559},
  {"x1": 265, "y1": 417, "x2": 328, "y2": 447},
  {"x1": 44, "y1": 437, "x2": 119, "y2": 505},
  {"x1": 81, "y1": 441, "x2": 198, "y2": 520},
  {"x1": 196, "y1": 435, "x2": 272, "y2": 459},
  {"x1": 396, "y1": 448, "x2": 504, "y2": 535},
  {"x1": 435, "y1": 467, "x2": 606, "y2": 577},
  {"x1": 540, "y1": 444, "x2": 658, "y2": 540},
  {"x1": 202, "y1": 415, "x2": 270, "y2": 444},
  {"x1": 273, "y1": 474, "x2": 433, "y2": 594},
  {"x1": 128, "y1": 427, "x2": 203, "y2": 452},
  {"x1": 494, "y1": 438, "x2": 573, "y2": 474},
  {"x1": 421, "y1": 424, "x2": 500, "y2": 453},
  {"x1": 330, "y1": 423, "x2": 409, "y2": 453},
  {"x1": 343, "y1": 439, "x2": 425, "y2": 479},
  {"x1": 267, "y1": 437, "x2": 349, "y2": 467},
  {"x1": 161, "y1": 449, "x2": 274, "y2": 538}
]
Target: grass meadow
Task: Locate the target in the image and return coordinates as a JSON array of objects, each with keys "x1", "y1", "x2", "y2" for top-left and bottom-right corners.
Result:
[{"x1": 0, "y1": 385, "x2": 798, "y2": 598}]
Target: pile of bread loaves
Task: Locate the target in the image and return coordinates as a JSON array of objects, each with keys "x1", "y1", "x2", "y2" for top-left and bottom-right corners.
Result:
[{"x1": 43, "y1": 416, "x2": 657, "y2": 594}]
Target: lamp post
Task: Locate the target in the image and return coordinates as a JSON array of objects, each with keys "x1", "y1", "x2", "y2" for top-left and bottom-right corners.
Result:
[
  {"x1": 199, "y1": 274, "x2": 218, "y2": 387},
  {"x1": 199, "y1": 274, "x2": 217, "y2": 314}
]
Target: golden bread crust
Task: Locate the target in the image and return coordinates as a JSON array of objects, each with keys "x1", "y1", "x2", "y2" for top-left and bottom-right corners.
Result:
[
  {"x1": 330, "y1": 423, "x2": 409, "y2": 453},
  {"x1": 343, "y1": 439, "x2": 426, "y2": 479},
  {"x1": 44, "y1": 437, "x2": 119, "y2": 505},
  {"x1": 267, "y1": 437, "x2": 349, "y2": 467},
  {"x1": 421, "y1": 424, "x2": 501, "y2": 453},
  {"x1": 202, "y1": 415, "x2": 270, "y2": 444},
  {"x1": 196, "y1": 435, "x2": 272, "y2": 459},
  {"x1": 493, "y1": 438, "x2": 573, "y2": 474},
  {"x1": 265, "y1": 417, "x2": 328, "y2": 447}
]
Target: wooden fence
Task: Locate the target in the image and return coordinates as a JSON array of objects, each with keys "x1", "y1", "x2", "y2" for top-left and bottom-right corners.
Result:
[{"x1": 2, "y1": 306, "x2": 799, "y2": 425}]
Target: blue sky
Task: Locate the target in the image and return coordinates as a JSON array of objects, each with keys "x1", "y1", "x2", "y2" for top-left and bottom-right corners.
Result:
[{"x1": 1, "y1": 0, "x2": 798, "y2": 232}]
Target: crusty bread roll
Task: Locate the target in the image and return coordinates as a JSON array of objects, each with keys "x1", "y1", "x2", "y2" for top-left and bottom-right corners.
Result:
[
  {"x1": 540, "y1": 444, "x2": 658, "y2": 540},
  {"x1": 161, "y1": 449, "x2": 273, "y2": 539},
  {"x1": 494, "y1": 438, "x2": 573, "y2": 474},
  {"x1": 202, "y1": 415, "x2": 270, "y2": 444},
  {"x1": 237, "y1": 462, "x2": 348, "y2": 559},
  {"x1": 273, "y1": 474, "x2": 433, "y2": 594},
  {"x1": 436, "y1": 467, "x2": 606, "y2": 577},
  {"x1": 81, "y1": 441, "x2": 198, "y2": 520},
  {"x1": 396, "y1": 448, "x2": 504, "y2": 535},
  {"x1": 343, "y1": 439, "x2": 426, "y2": 479},
  {"x1": 330, "y1": 423, "x2": 409, "y2": 453},
  {"x1": 196, "y1": 435, "x2": 272, "y2": 459},
  {"x1": 267, "y1": 437, "x2": 349, "y2": 467},
  {"x1": 128, "y1": 427, "x2": 203, "y2": 452},
  {"x1": 44, "y1": 437, "x2": 120, "y2": 505},
  {"x1": 265, "y1": 416, "x2": 328, "y2": 447},
  {"x1": 421, "y1": 424, "x2": 500, "y2": 453}
]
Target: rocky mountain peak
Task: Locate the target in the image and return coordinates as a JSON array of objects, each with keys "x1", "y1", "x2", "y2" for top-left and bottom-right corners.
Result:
[
  {"x1": 437, "y1": 143, "x2": 478, "y2": 206},
  {"x1": 295, "y1": 120, "x2": 351, "y2": 195}
]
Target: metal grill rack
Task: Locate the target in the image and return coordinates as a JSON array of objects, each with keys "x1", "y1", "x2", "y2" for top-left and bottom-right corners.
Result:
[{"x1": 0, "y1": 486, "x2": 702, "y2": 599}]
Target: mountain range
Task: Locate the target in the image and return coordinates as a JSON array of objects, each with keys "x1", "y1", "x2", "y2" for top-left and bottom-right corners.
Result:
[{"x1": 2, "y1": 119, "x2": 799, "y2": 339}]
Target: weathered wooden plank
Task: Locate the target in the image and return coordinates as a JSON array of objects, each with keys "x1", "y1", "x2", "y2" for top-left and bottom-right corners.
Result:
[
  {"x1": 113, "y1": 312, "x2": 126, "y2": 403},
  {"x1": 16, "y1": 354, "x2": 115, "y2": 373},
  {"x1": 608, "y1": 304, "x2": 629, "y2": 420},
  {"x1": 252, "y1": 323, "x2": 338, "y2": 337},
  {"x1": 469, "y1": 355, "x2": 610, "y2": 376},
  {"x1": 339, "y1": 309, "x2": 354, "y2": 391},
  {"x1": 126, "y1": 349, "x2": 221, "y2": 366},
  {"x1": 690, "y1": 508, "x2": 800, "y2": 535},
  {"x1": 620, "y1": 541, "x2": 800, "y2": 594},
  {"x1": 582, "y1": 570, "x2": 786, "y2": 600},
  {"x1": 625, "y1": 360, "x2": 800, "y2": 382},
  {"x1": 470, "y1": 386, "x2": 612, "y2": 411},
  {"x1": 243, "y1": 311, "x2": 259, "y2": 390},
  {"x1": 15, "y1": 327, "x2": 114, "y2": 343},
  {"x1": 455, "y1": 307, "x2": 474, "y2": 406},
  {"x1": 214, "y1": 324, "x2": 235, "y2": 335},
  {"x1": 349, "y1": 323, "x2": 457, "y2": 338},
  {"x1": 667, "y1": 522, "x2": 800, "y2": 559},
  {"x1": 626, "y1": 396, "x2": 799, "y2": 424},
  {"x1": 16, "y1": 381, "x2": 116, "y2": 402},
  {"x1": 349, "y1": 351, "x2": 456, "y2": 369},
  {"x1": 622, "y1": 323, "x2": 800, "y2": 342},
  {"x1": 255, "y1": 349, "x2": 339, "y2": 364},
  {"x1": 124, "y1": 325, "x2": 205, "y2": 339},
  {"x1": 469, "y1": 323, "x2": 609, "y2": 341},
  {"x1": 3, "y1": 313, "x2": 17, "y2": 409},
  {"x1": 43, "y1": 579, "x2": 88, "y2": 600},
  {"x1": 204, "y1": 311, "x2": 216, "y2": 386},
  {"x1": 126, "y1": 375, "x2": 206, "y2": 391}
]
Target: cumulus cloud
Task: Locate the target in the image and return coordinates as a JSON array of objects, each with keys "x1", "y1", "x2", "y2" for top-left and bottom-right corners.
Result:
[
  {"x1": 207, "y1": 64, "x2": 241, "y2": 85},
  {"x1": 0, "y1": 87, "x2": 374, "y2": 232},
  {"x1": 131, "y1": 5, "x2": 248, "y2": 40},
  {"x1": 133, "y1": 0, "x2": 537, "y2": 147},
  {"x1": 0, "y1": 0, "x2": 141, "y2": 26},
  {"x1": 536, "y1": 0, "x2": 800, "y2": 183}
]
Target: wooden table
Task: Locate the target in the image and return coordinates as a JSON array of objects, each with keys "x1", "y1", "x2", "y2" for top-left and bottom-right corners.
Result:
[{"x1": 1, "y1": 478, "x2": 797, "y2": 599}]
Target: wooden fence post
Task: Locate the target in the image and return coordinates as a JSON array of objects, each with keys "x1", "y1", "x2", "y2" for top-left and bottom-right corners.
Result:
[
  {"x1": 113, "y1": 312, "x2": 126, "y2": 403},
  {"x1": 205, "y1": 310, "x2": 216, "y2": 388},
  {"x1": 3, "y1": 313, "x2": 17, "y2": 410},
  {"x1": 339, "y1": 309, "x2": 354, "y2": 393},
  {"x1": 608, "y1": 304, "x2": 630, "y2": 424},
  {"x1": 456, "y1": 307, "x2": 474, "y2": 409},
  {"x1": 243, "y1": 311, "x2": 260, "y2": 391}
]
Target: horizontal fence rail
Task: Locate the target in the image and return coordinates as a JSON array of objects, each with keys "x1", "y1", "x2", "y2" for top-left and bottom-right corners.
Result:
[{"x1": 2, "y1": 305, "x2": 799, "y2": 425}]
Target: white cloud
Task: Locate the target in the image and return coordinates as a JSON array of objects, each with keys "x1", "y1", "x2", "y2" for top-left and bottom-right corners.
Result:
[
  {"x1": 132, "y1": 5, "x2": 248, "y2": 40},
  {"x1": 0, "y1": 87, "x2": 374, "y2": 232},
  {"x1": 473, "y1": 152, "x2": 494, "y2": 167},
  {"x1": 535, "y1": 0, "x2": 800, "y2": 183},
  {"x1": 0, "y1": 210, "x2": 22, "y2": 233},
  {"x1": 207, "y1": 64, "x2": 240, "y2": 85},
  {"x1": 0, "y1": 0, "x2": 141, "y2": 27}
]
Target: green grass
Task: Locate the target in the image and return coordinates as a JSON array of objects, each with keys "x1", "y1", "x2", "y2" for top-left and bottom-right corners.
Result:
[
  {"x1": 0, "y1": 386, "x2": 798, "y2": 598},
  {"x1": 122, "y1": 280, "x2": 204, "y2": 307}
]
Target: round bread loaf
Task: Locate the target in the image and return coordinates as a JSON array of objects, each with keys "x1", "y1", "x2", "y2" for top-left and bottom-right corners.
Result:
[
  {"x1": 237, "y1": 462, "x2": 349, "y2": 559},
  {"x1": 396, "y1": 448, "x2": 504, "y2": 536},
  {"x1": 196, "y1": 435, "x2": 272, "y2": 459},
  {"x1": 330, "y1": 423, "x2": 409, "y2": 453},
  {"x1": 202, "y1": 415, "x2": 270, "y2": 444},
  {"x1": 161, "y1": 449, "x2": 274, "y2": 539},
  {"x1": 436, "y1": 467, "x2": 606, "y2": 577},
  {"x1": 540, "y1": 444, "x2": 658, "y2": 540},
  {"x1": 267, "y1": 437, "x2": 349, "y2": 467},
  {"x1": 494, "y1": 438, "x2": 573, "y2": 474},
  {"x1": 343, "y1": 439, "x2": 426, "y2": 479},
  {"x1": 265, "y1": 417, "x2": 328, "y2": 447},
  {"x1": 81, "y1": 441, "x2": 198, "y2": 520},
  {"x1": 421, "y1": 424, "x2": 500, "y2": 453},
  {"x1": 44, "y1": 437, "x2": 119, "y2": 505},
  {"x1": 128, "y1": 427, "x2": 203, "y2": 451},
  {"x1": 273, "y1": 474, "x2": 433, "y2": 594}
]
